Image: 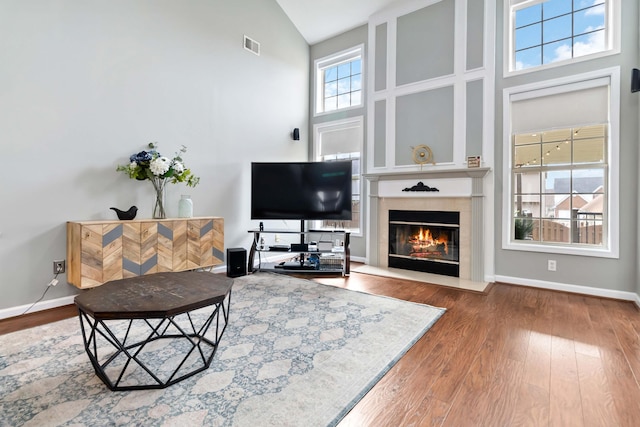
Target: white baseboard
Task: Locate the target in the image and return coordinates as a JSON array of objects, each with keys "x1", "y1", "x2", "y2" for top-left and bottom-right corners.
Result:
[
  {"x1": 0, "y1": 295, "x2": 77, "y2": 321},
  {"x1": 3, "y1": 270, "x2": 636, "y2": 320},
  {"x1": 495, "y1": 274, "x2": 639, "y2": 302}
]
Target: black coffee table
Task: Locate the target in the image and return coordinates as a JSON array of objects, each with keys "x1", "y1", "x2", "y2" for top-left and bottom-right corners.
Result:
[{"x1": 74, "y1": 271, "x2": 233, "y2": 391}]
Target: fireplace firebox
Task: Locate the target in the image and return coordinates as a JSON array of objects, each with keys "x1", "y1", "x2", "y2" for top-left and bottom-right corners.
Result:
[{"x1": 388, "y1": 210, "x2": 460, "y2": 277}]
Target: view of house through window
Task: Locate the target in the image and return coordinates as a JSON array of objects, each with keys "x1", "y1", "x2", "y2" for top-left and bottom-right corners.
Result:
[
  {"x1": 513, "y1": 124, "x2": 607, "y2": 246},
  {"x1": 512, "y1": 0, "x2": 608, "y2": 71}
]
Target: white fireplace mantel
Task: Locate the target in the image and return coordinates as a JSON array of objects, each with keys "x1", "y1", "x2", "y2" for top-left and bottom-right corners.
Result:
[
  {"x1": 364, "y1": 167, "x2": 492, "y2": 283},
  {"x1": 363, "y1": 167, "x2": 491, "y2": 182}
]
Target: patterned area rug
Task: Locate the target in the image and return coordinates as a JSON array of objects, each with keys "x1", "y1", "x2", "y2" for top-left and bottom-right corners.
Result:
[{"x1": 0, "y1": 273, "x2": 445, "y2": 427}]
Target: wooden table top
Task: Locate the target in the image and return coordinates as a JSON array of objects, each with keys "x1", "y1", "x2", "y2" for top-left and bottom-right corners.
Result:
[{"x1": 74, "y1": 271, "x2": 233, "y2": 320}]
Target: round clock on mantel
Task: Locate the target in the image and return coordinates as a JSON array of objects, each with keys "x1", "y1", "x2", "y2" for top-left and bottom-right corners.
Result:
[{"x1": 412, "y1": 144, "x2": 435, "y2": 166}]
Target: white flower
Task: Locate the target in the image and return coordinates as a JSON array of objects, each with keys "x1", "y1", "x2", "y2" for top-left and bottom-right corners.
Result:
[
  {"x1": 150, "y1": 157, "x2": 170, "y2": 176},
  {"x1": 129, "y1": 161, "x2": 137, "y2": 170},
  {"x1": 172, "y1": 161, "x2": 185, "y2": 174}
]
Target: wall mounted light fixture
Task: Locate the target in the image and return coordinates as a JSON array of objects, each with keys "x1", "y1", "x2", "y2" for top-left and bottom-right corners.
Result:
[{"x1": 632, "y1": 68, "x2": 640, "y2": 93}]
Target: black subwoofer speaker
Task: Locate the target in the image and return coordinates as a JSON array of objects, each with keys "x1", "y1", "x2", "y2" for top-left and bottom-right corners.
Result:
[{"x1": 226, "y1": 247, "x2": 247, "y2": 277}]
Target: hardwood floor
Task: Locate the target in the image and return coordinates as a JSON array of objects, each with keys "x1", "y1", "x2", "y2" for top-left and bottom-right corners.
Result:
[
  {"x1": 0, "y1": 304, "x2": 77, "y2": 335},
  {"x1": 311, "y1": 272, "x2": 640, "y2": 427},
  {"x1": 2, "y1": 270, "x2": 639, "y2": 426}
]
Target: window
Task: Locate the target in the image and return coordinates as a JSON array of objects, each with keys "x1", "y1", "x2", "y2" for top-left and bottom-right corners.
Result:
[
  {"x1": 507, "y1": 0, "x2": 619, "y2": 73},
  {"x1": 513, "y1": 125, "x2": 607, "y2": 245},
  {"x1": 315, "y1": 46, "x2": 363, "y2": 115},
  {"x1": 313, "y1": 117, "x2": 364, "y2": 234},
  {"x1": 503, "y1": 68, "x2": 620, "y2": 257}
]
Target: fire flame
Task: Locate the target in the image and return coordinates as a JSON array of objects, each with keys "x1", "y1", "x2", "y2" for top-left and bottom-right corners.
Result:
[{"x1": 409, "y1": 227, "x2": 448, "y2": 255}]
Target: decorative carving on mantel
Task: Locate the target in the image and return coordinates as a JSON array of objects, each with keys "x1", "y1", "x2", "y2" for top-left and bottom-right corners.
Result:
[{"x1": 402, "y1": 182, "x2": 439, "y2": 192}]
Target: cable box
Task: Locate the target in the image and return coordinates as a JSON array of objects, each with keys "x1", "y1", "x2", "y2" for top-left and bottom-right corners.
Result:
[
  {"x1": 274, "y1": 262, "x2": 316, "y2": 271},
  {"x1": 290, "y1": 243, "x2": 308, "y2": 251}
]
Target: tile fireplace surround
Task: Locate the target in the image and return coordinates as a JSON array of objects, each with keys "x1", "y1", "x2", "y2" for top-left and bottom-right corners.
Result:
[{"x1": 364, "y1": 168, "x2": 491, "y2": 288}]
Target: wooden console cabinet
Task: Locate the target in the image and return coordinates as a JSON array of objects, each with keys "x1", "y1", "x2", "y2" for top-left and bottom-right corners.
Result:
[{"x1": 67, "y1": 217, "x2": 224, "y2": 289}]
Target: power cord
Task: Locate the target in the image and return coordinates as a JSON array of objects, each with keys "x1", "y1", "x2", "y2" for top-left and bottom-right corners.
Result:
[{"x1": 20, "y1": 273, "x2": 60, "y2": 316}]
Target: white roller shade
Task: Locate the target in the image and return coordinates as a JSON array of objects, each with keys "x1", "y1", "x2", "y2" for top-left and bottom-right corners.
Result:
[
  {"x1": 511, "y1": 79, "x2": 609, "y2": 133},
  {"x1": 319, "y1": 126, "x2": 361, "y2": 156},
  {"x1": 510, "y1": 0, "x2": 547, "y2": 8},
  {"x1": 511, "y1": 0, "x2": 534, "y2": 6}
]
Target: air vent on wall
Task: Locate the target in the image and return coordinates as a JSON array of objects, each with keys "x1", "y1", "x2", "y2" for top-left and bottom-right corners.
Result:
[{"x1": 244, "y1": 35, "x2": 260, "y2": 56}]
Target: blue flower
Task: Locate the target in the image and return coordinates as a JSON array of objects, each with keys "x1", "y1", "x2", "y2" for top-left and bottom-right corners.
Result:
[{"x1": 129, "y1": 151, "x2": 152, "y2": 163}]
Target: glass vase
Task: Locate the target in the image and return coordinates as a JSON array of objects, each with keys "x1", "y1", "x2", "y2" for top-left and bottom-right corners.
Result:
[
  {"x1": 178, "y1": 195, "x2": 193, "y2": 218},
  {"x1": 151, "y1": 178, "x2": 167, "y2": 219}
]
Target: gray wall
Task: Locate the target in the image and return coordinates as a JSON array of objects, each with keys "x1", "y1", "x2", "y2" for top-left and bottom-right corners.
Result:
[
  {"x1": 637, "y1": 3, "x2": 640, "y2": 298},
  {"x1": 367, "y1": 0, "x2": 489, "y2": 169},
  {"x1": 0, "y1": 0, "x2": 309, "y2": 313},
  {"x1": 494, "y1": 0, "x2": 640, "y2": 293},
  {"x1": 309, "y1": 25, "x2": 368, "y2": 258}
]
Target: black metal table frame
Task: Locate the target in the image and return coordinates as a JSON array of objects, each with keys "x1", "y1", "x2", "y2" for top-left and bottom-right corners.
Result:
[{"x1": 77, "y1": 291, "x2": 231, "y2": 391}]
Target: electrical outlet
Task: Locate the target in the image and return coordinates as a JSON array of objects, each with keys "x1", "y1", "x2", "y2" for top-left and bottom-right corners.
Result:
[
  {"x1": 53, "y1": 260, "x2": 65, "y2": 274},
  {"x1": 275, "y1": 234, "x2": 280, "y2": 242},
  {"x1": 547, "y1": 259, "x2": 557, "y2": 271}
]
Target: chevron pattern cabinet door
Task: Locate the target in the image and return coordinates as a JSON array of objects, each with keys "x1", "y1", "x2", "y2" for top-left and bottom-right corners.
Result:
[
  {"x1": 67, "y1": 217, "x2": 224, "y2": 289},
  {"x1": 187, "y1": 219, "x2": 211, "y2": 269},
  {"x1": 140, "y1": 221, "x2": 158, "y2": 275},
  {"x1": 213, "y1": 218, "x2": 224, "y2": 264},
  {"x1": 186, "y1": 218, "x2": 225, "y2": 269},
  {"x1": 79, "y1": 224, "x2": 104, "y2": 288},
  {"x1": 157, "y1": 221, "x2": 173, "y2": 272},
  {"x1": 102, "y1": 223, "x2": 124, "y2": 283},
  {"x1": 157, "y1": 220, "x2": 188, "y2": 272},
  {"x1": 173, "y1": 220, "x2": 188, "y2": 271},
  {"x1": 122, "y1": 222, "x2": 141, "y2": 278}
]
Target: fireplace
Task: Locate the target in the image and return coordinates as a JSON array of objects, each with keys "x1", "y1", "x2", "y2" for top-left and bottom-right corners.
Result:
[
  {"x1": 364, "y1": 167, "x2": 491, "y2": 284},
  {"x1": 388, "y1": 210, "x2": 460, "y2": 277}
]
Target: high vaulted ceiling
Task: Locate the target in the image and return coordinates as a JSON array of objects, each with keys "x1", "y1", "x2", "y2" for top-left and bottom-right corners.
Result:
[{"x1": 275, "y1": 0, "x2": 403, "y2": 45}]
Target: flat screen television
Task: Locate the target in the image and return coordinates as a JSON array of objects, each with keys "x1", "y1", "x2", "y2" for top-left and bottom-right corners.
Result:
[{"x1": 251, "y1": 161, "x2": 352, "y2": 220}]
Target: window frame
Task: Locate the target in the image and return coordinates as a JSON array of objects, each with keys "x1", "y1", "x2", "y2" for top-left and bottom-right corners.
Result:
[
  {"x1": 313, "y1": 45, "x2": 364, "y2": 117},
  {"x1": 511, "y1": 125, "x2": 608, "y2": 246},
  {"x1": 504, "y1": 0, "x2": 620, "y2": 77},
  {"x1": 312, "y1": 116, "x2": 364, "y2": 236},
  {"x1": 502, "y1": 67, "x2": 620, "y2": 258}
]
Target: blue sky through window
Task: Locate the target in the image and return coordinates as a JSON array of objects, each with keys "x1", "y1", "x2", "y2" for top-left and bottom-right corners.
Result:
[
  {"x1": 514, "y1": 0, "x2": 606, "y2": 70},
  {"x1": 323, "y1": 58, "x2": 362, "y2": 112}
]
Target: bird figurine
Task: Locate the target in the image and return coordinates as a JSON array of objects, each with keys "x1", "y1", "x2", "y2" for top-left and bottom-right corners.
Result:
[{"x1": 110, "y1": 206, "x2": 138, "y2": 220}]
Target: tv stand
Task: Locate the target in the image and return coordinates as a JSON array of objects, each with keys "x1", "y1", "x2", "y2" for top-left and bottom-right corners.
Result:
[{"x1": 248, "y1": 228, "x2": 350, "y2": 276}]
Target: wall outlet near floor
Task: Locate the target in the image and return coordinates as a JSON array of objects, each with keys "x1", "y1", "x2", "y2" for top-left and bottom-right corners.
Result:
[
  {"x1": 547, "y1": 259, "x2": 557, "y2": 271},
  {"x1": 53, "y1": 260, "x2": 65, "y2": 274}
]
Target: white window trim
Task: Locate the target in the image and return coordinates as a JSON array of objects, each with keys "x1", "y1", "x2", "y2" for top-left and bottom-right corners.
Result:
[
  {"x1": 313, "y1": 44, "x2": 365, "y2": 117},
  {"x1": 312, "y1": 116, "x2": 364, "y2": 236},
  {"x1": 502, "y1": 67, "x2": 620, "y2": 258},
  {"x1": 503, "y1": 0, "x2": 621, "y2": 77}
]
